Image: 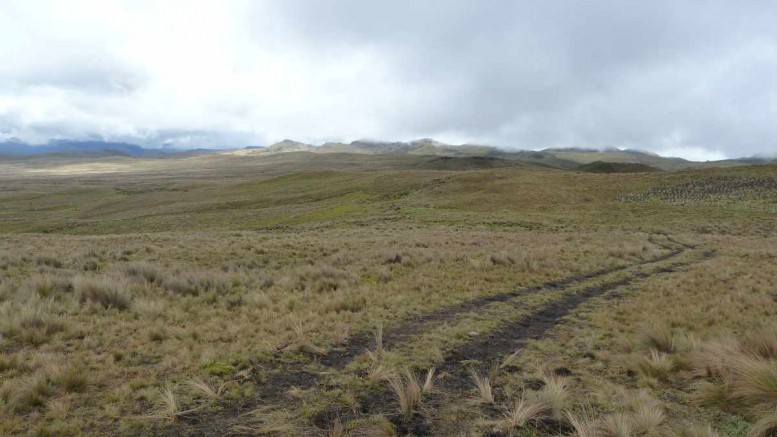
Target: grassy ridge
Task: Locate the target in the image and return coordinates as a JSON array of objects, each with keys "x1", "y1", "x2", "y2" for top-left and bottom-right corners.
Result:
[{"x1": 1, "y1": 155, "x2": 774, "y2": 234}]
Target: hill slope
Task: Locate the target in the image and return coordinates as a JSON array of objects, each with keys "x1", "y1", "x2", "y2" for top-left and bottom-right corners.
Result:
[
  {"x1": 3, "y1": 138, "x2": 772, "y2": 172},
  {"x1": 577, "y1": 161, "x2": 662, "y2": 173},
  {"x1": 249, "y1": 139, "x2": 770, "y2": 171},
  {"x1": 0, "y1": 140, "x2": 224, "y2": 157},
  {"x1": 543, "y1": 148, "x2": 772, "y2": 171}
]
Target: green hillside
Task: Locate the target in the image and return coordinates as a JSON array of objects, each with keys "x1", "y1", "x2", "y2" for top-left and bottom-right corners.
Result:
[{"x1": 577, "y1": 161, "x2": 662, "y2": 173}]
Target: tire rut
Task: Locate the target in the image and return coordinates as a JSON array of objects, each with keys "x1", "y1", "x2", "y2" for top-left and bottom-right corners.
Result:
[
  {"x1": 320, "y1": 236, "x2": 681, "y2": 369},
  {"x1": 176, "y1": 237, "x2": 690, "y2": 435},
  {"x1": 253, "y1": 239, "x2": 685, "y2": 405},
  {"x1": 362, "y1": 249, "x2": 715, "y2": 436},
  {"x1": 441, "y1": 254, "x2": 712, "y2": 383}
]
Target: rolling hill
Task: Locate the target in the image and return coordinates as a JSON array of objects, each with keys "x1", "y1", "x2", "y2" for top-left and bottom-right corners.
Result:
[
  {"x1": 246, "y1": 139, "x2": 772, "y2": 171},
  {"x1": 542, "y1": 147, "x2": 771, "y2": 171},
  {"x1": 2, "y1": 138, "x2": 772, "y2": 172},
  {"x1": 577, "y1": 161, "x2": 662, "y2": 173},
  {"x1": 0, "y1": 140, "x2": 222, "y2": 157}
]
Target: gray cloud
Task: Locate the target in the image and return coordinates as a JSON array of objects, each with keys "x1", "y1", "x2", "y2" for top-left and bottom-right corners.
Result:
[
  {"x1": 0, "y1": 50, "x2": 147, "y2": 95},
  {"x1": 261, "y1": 0, "x2": 777, "y2": 157},
  {"x1": 2, "y1": 1, "x2": 777, "y2": 158}
]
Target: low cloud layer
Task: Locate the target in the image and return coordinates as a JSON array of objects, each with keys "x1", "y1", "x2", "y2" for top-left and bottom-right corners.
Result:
[{"x1": 1, "y1": 0, "x2": 777, "y2": 159}]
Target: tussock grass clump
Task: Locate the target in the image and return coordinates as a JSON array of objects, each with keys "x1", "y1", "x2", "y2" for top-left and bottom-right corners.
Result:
[
  {"x1": 8, "y1": 371, "x2": 55, "y2": 412},
  {"x1": 122, "y1": 262, "x2": 164, "y2": 284},
  {"x1": 327, "y1": 418, "x2": 345, "y2": 437},
  {"x1": 45, "y1": 398, "x2": 72, "y2": 420},
  {"x1": 163, "y1": 271, "x2": 230, "y2": 296},
  {"x1": 624, "y1": 390, "x2": 665, "y2": 432},
  {"x1": 387, "y1": 368, "x2": 423, "y2": 419},
  {"x1": 280, "y1": 320, "x2": 325, "y2": 355},
  {"x1": 81, "y1": 258, "x2": 101, "y2": 271},
  {"x1": 691, "y1": 379, "x2": 731, "y2": 408},
  {"x1": 323, "y1": 292, "x2": 367, "y2": 314},
  {"x1": 729, "y1": 357, "x2": 777, "y2": 408},
  {"x1": 54, "y1": 365, "x2": 89, "y2": 393},
  {"x1": 490, "y1": 253, "x2": 515, "y2": 266},
  {"x1": 633, "y1": 349, "x2": 675, "y2": 381},
  {"x1": 565, "y1": 408, "x2": 600, "y2": 437},
  {"x1": 691, "y1": 338, "x2": 741, "y2": 379},
  {"x1": 691, "y1": 338, "x2": 777, "y2": 407},
  {"x1": 743, "y1": 328, "x2": 777, "y2": 360},
  {"x1": 567, "y1": 390, "x2": 666, "y2": 436},
  {"x1": 0, "y1": 380, "x2": 12, "y2": 405},
  {"x1": 133, "y1": 298, "x2": 166, "y2": 318},
  {"x1": 639, "y1": 324, "x2": 696, "y2": 354},
  {"x1": 0, "y1": 354, "x2": 22, "y2": 373},
  {"x1": 73, "y1": 275, "x2": 132, "y2": 310},
  {"x1": 689, "y1": 332, "x2": 777, "y2": 434},
  {"x1": 630, "y1": 402, "x2": 665, "y2": 432},
  {"x1": 365, "y1": 365, "x2": 391, "y2": 384},
  {"x1": 147, "y1": 324, "x2": 169, "y2": 342},
  {"x1": 0, "y1": 279, "x2": 11, "y2": 303},
  {"x1": 491, "y1": 387, "x2": 665, "y2": 436},
  {"x1": 0, "y1": 300, "x2": 67, "y2": 345},
  {"x1": 146, "y1": 385, "x2": 210, "y2": 421},
  {"x1": 36, "y1": 256, "x2": 63, "y2": 268},
  {"x1": 537, "y1": 373, "x2": 570, "y2": 419},
  {"x1": 294, "y1": 265, "x2": 353, "y2": 293},
  {"x1": 383, "y1": 253, "x2": 404, "y2": 265},
  {"x1": 154, "y1": 387, "x2": 180, "y2": 420},
  {"x1": 749, "y1": 410, "x2": 777, "y2": 437},
  {"x1": 22, "y1": 274, "x2": 72, "y2": 298},
  {"x1": 329, "y1": 322, "x2": 351, "y2": 346},
  {"x1": 366, "y1": 321, "x2": 384, "y2": 362},
  {"x1": 600, "y1": 413, "x2": 634, "y2": 437},
  {"x1": 516, "y1": 250, "x2": 539, "y2": 272},
  {"x1": 235, "y1": 409, "x2": 303, "y2": 436},
  {"x1": 470, "y1": 368, "x2": 495, "y2": 404},
  {"x1": 493, "y1": 396, "x2": 548, "y2": 432},
  {"x1": 477, "y1": 249, "x2": 539, "y2": 272},
  {"x1": 187, "y1": 378, "x2": 234, "y2": 402},
  {"x1": 422, "y1": 367, "x2": 437, "y2": 393}
]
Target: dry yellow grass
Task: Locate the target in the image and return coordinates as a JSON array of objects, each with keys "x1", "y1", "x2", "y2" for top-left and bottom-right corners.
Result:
[
  {"x1": 2, "y1": 227, "x2": 659, "y2": 434},
  {"x1": 477, "y1": 235, "x2": 777, "y2": 437},
  {"x1": 387, "y1": 368, "x2": 424, "y2": 419}
]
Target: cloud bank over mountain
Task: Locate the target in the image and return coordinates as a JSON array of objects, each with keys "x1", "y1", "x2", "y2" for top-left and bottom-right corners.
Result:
[{"x1": 1, "y1": 0, "x2": 777, "y2": 160}]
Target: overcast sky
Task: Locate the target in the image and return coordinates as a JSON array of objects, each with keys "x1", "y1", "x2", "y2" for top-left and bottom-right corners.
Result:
[{"x1": 2, "y1": 1, "x2": 777, "y2": 159}]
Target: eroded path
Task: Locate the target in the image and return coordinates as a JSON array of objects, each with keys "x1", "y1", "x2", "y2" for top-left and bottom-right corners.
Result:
[
  {"x1": 407, "y1": 251, "x2": 714, "y2": 435},
  {"x1": 171, "y1": 236, "x2": 704, "y2": 436}
]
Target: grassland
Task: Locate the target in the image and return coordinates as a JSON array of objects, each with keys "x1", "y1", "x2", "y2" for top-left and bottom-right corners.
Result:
[{"x1": 0, "y1": 152, "x2": 775, "y2": 436}]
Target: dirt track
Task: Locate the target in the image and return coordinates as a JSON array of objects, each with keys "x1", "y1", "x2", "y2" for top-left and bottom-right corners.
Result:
[
  {"x1": 174, "y1": 237, "x2": 707, "y2": 436},
  {"x1": 345, "y1": 249, "x2": 714, "y2": 436}
]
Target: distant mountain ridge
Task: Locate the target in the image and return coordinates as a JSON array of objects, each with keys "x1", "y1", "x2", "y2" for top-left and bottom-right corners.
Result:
[
  {"x1": 2, "y1": 138, "x2": 772, "y2": 171},
  {"x1": 249, "y1": 138, "x2": 583, "y2": 168},
  {"x1": 0, "y1": 140, "x2": 221, "y2": 157},
  {"x1": 260, "y1": 138, "x2": 520, "y2": 158},
  {"x1": 250, "y1": 138, "x2": 772, "y2": 171},
  {"x1": 0, "y1": 140, "x2": 153, "y2": 156}
]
